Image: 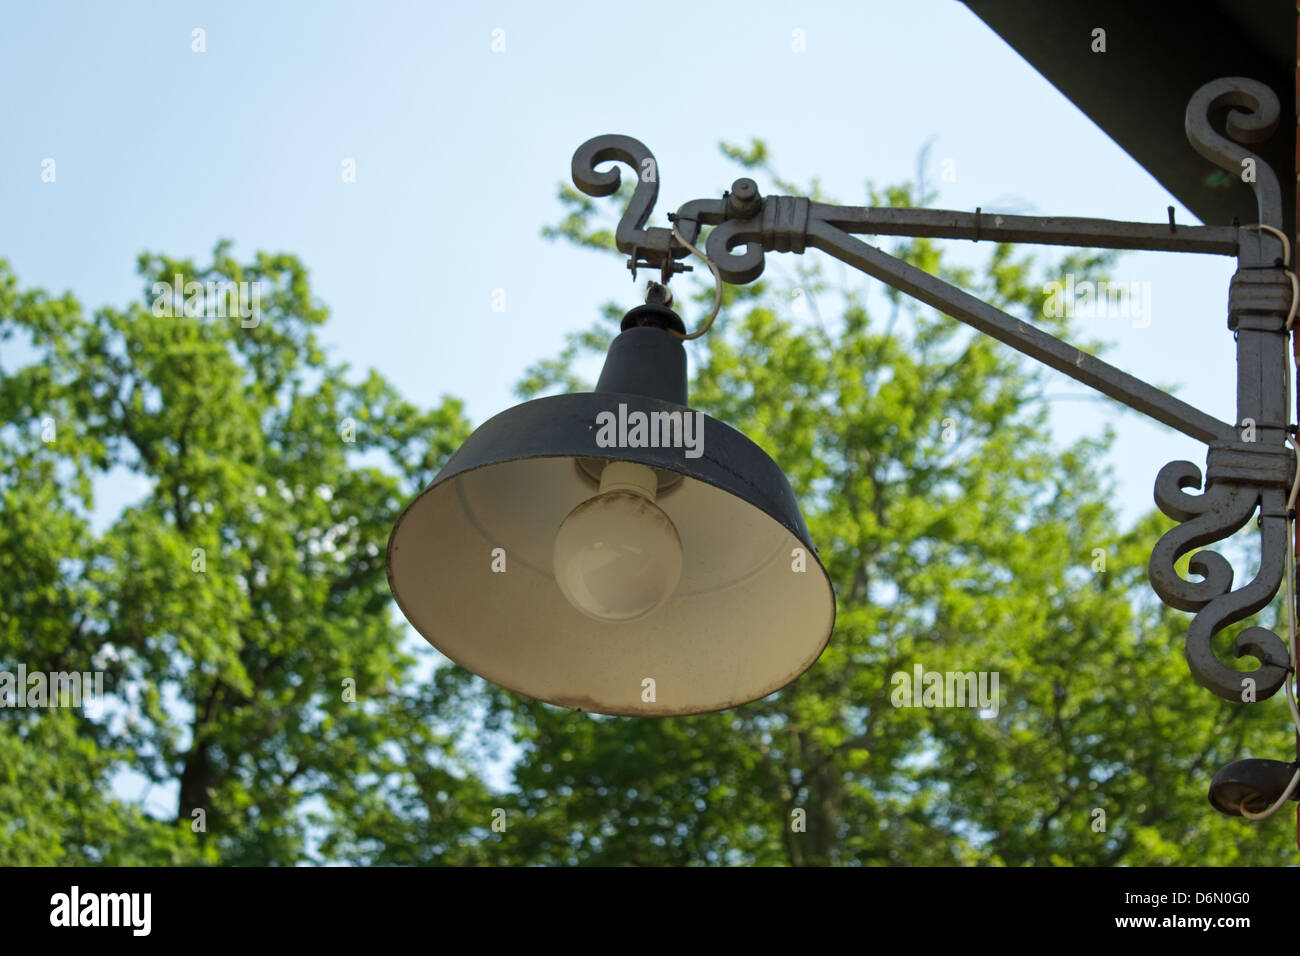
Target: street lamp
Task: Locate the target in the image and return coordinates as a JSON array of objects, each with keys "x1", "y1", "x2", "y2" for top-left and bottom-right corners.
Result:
[
  {"x1": 389, "y1": 76, "x2": 1299, "y2": 818},
  {"x1": 386, "y1": 283, "x2": 836, "y2": 717}
]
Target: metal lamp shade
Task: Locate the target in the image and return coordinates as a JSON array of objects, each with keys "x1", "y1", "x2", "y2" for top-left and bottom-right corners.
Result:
[{"x1": 386, "y1": 323, "x2": 836, "y2": 716}]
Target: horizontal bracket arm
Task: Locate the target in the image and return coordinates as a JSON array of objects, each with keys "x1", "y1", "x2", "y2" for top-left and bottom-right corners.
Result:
[{"x1": 811, "y1": 204, "x2": 1241, "y2": 257}]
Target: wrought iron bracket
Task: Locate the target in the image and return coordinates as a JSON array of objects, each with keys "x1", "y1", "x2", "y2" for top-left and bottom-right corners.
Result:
[{"x1": 570, "y1": 77, "x2": 1295, "y2": 757}]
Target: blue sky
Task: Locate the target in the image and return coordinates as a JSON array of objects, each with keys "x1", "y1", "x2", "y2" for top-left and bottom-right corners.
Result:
[
  {"x1": 0, "y1": 1, "x2": 1252, "y2": 810},
  {"x1": 0, "y1": 1, "x2": 1239, "y2": 531}
]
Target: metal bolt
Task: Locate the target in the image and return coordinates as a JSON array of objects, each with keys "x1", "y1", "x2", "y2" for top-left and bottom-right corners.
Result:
[{"x1": 727, "y1": 178, "x2": 762, "y2": 219}]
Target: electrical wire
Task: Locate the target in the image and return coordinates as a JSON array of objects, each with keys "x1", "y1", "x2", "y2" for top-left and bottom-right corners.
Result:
[
  {"x1": 1241, "y1": 433, "x2": 1300, "y2": 819},
  {"x1": 1240, "y1": 223, "x2": 1300, "y2": 820},
  {"x1": 669, "y1": 222, "x2": 723, "y2": 341},
  {"x1": 1244, "y1": 223, "x2": 1292, "y2": 269}
]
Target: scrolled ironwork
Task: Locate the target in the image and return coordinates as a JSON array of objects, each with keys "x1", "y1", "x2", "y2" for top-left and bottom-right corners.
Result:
[
  {"x1": 1184, "y1": 76, "x2": 1283, "y2": 231},
  {"x1": 571, "y1": 134, "x2": 700, "y2": 281},
  {"x1": 1149, "y1": 461, "x2": 1291, "y2": 701},
  {"x1": 1148, "y1": 461, "x2": 1255, "y2": 612}
]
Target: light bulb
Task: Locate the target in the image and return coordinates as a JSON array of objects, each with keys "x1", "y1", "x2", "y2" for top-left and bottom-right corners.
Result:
[{"x1": 552, "y1": 461, "x2": 683, "y2": 622}]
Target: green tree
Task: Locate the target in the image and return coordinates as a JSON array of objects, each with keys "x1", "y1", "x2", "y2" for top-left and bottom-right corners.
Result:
[{"x1": 0, "y1": 244, "x2": 493, "y2": 864}]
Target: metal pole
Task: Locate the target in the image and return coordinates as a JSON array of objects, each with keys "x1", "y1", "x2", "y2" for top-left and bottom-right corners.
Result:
[{"x1": 1292, "y1": 0, "x2": 1299, "y2": 850}]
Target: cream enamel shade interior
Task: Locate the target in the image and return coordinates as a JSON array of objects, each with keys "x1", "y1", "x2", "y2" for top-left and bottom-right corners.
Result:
[{"x1": 388, "y1": 456, "x2": 835, "y2": 716}]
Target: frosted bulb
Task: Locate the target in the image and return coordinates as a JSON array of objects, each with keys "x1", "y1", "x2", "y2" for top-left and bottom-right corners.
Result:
[{"x1": 552, "y1": 463, "x2": 683, "y2": 622}]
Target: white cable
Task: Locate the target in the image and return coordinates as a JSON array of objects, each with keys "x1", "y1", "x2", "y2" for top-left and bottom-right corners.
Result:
[
  {"x1": 1241, "y1": 452, "x2": 1300, "y2": 820},
  {"x1": 1241, "y1": 767, "x2": 1300, "y2": 819},
  {"x1": 669, "y1": 222, "x2": 723, "y2": 341},
  {"x1": 1240, "y1": 238, "x2": 1300, "y2": 820},
  {"x1": 1284, "y1": 435, "x2": 1300, "y2": 736}
]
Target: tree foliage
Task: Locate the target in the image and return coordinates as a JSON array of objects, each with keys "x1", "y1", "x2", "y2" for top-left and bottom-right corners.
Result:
[{"x1": 0, "y1": 244, "x2": 486, "y2": 864}]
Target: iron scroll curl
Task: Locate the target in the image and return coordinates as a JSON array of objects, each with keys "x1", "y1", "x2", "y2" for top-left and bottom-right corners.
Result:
[
  {"x1": 1184, "y1": 76, "x2": 1283, "y2": 230},
  {"x1": 570, "y1": 135, "x2": 700, "y2": 276},
  {"x1": 1148, "y1": 461, "x2": 1291, "y2": 702}
]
